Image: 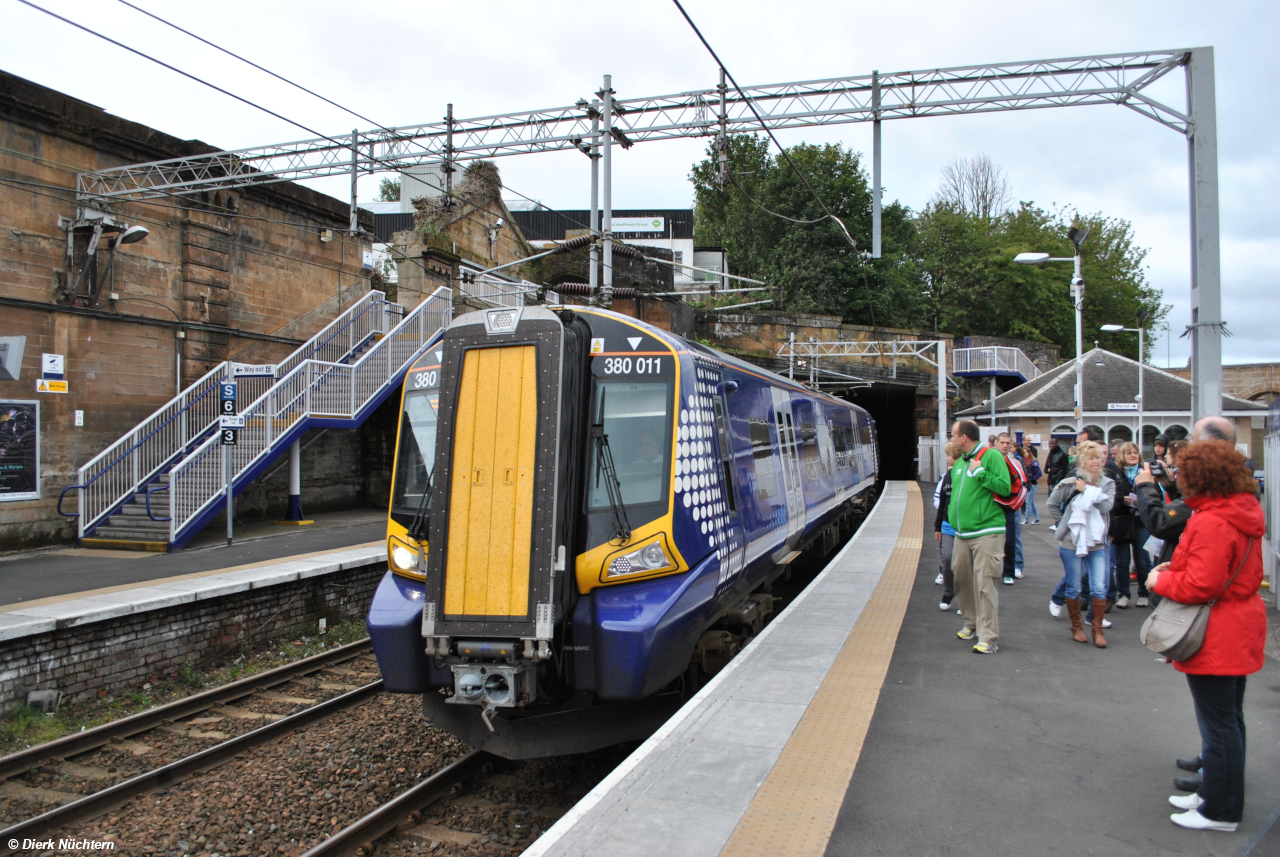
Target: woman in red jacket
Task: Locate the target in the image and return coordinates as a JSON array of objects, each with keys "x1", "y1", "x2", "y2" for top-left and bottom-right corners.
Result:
[{"x1": 1146, "y1": 441, "x2": 1265, "y2": 833}]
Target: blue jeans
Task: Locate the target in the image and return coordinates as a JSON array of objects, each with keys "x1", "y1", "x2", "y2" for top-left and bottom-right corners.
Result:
[
  {"x1": 1022, "y1": 484, "x2": 1039, "y2": 523},
  {"x1": 1114, "y1": 523, "x2": 1153, "y2": 598},
  {"x1": 1186, "y1": 674, "x2": 1248, "y2": 823},
  {"x1": 1058, "y1": 546, "x2": 1108, "y2": 602},
  {"x1": 1003, "y1": 509, "x2": 1023, "y2": 577}
]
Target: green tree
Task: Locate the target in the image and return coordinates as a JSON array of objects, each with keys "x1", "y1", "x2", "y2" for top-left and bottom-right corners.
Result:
[
  {"x1": 689, "y1": 137, "x2": 1165, "y2": 360},
  {"x1": 690, "y1": 136, "x2": 922, "y2": 328},
  {"x1": 377, "y1": 177, "x2": 401, "y2": 202}
]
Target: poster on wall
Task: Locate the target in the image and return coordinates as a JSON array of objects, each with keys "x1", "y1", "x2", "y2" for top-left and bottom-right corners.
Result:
[{"x1": 0, "y1": 401, "x2": 39, "y2": 502}]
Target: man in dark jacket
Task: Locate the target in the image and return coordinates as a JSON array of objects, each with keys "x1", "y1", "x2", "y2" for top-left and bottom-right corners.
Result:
[{"x1": 1047, "y1": 442, "x2": 1070, "y2": 488}]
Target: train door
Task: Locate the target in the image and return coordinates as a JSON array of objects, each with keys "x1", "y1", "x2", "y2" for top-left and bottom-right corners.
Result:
[
  {"x1": 711, "y1": 374, "x2": 744, "y2": 584},
  {"x1": 770, "y1": 387, "x2": 805, "y2": 546}
]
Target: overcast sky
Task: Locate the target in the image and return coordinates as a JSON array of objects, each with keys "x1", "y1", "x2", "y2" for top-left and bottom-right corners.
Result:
[{"x1": 3, "y1": 0, "x2": 1276, "y2": 367}]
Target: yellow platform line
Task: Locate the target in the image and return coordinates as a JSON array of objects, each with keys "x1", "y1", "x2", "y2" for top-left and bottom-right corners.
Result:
[{"x1": 720, "y1": 482, "x2": 923, "y2": 857}]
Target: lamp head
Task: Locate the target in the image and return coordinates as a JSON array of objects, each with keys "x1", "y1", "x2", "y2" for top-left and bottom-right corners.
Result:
[
  {"x1": 1100, "y1": 324, "x2": 1124, "y2": 332},
  {"x1": 1014, "y1": 252, "x2": 1050, "y2": 265},
  {"x1": 1067, "y1": 226, "x2": 1090, "y2": 250},
  {"x1": 116, "y1": 225, "x2": 149, "y2": 246}
]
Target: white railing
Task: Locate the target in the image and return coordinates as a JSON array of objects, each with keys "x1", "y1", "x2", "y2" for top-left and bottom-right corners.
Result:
[
  {"x1": 166, "y1": 287, "x2": 453, "y2": 542},
  {"x1": 71, "y1": 290, "x2": 398, "y2": 538},
  {"x1": 467, "y1": 274, "x2": 533, "y2": 310},
  {"x1": 952, "y1": 346, "x2": 1040, "y2": 381}
]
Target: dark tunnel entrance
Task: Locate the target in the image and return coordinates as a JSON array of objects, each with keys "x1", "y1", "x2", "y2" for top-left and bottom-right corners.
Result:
[{"x1": 842, "y1": 383, "x2": 921, "y2": 481}]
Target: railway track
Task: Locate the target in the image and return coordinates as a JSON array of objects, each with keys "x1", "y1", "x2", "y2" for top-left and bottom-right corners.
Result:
[{"x1": 0, "y1": 640, "x2": 385, "y2": 852}]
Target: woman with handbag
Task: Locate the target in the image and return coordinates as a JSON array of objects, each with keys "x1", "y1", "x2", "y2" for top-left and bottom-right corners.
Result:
[
  {"x1": 1145, "y1": 441, "x2": 1265, "y2": 833},
  {"x1": 1021, "y1": 443, "x2": 1042, "y2": 524}
]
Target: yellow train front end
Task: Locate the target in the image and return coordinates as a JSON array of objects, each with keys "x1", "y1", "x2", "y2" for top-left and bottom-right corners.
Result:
[{"x1": 385, "y1": 349, "x2": 442, "y2": 582}]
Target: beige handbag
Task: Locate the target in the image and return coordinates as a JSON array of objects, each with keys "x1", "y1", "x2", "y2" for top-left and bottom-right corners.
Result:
[{"x1": 1140, "y1": 537, "x2": 1255, "y2": 662}]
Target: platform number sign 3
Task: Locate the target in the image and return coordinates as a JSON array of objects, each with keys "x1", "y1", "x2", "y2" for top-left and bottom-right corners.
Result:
[{"x1": 221, "y1": 428, "x2": 237, "y2": 446}]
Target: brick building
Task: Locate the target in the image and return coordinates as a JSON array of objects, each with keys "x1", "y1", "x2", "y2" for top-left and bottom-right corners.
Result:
[{"x1": 0, "y1": 71, "x2": 383, "y2": 549}]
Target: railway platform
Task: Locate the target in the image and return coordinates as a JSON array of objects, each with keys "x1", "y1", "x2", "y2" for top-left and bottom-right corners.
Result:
[
  {"x1": 0, "y1": 508, "x2": 385, "y2": 608},
  {"x1": 527, "y1": 480, "x2": 1280, "y2": 857}
]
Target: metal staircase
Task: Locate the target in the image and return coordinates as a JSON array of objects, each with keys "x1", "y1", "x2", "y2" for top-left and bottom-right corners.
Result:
[{"x1": 62, "y1": 288, "x2": 452, "y2": 550}]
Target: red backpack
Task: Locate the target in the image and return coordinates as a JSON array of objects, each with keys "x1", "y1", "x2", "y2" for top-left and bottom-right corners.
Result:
[{"x1": 993, "y1": 451, "x2": 1027, "y2": 512}]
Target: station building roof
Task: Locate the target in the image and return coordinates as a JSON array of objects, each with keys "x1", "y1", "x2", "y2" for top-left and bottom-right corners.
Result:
[{"x1": 957, "y1": 348, "x2": 1265, "y2": 417}]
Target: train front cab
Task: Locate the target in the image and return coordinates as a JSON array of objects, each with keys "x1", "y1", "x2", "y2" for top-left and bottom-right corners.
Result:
[{"x1": 367, "y1": 307, "x2": 877, "y2": 756}]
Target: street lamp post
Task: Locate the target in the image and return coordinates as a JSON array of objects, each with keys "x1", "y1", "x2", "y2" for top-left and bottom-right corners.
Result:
[
  {"x1": 1015, "y1": 227, "x2": 1089, "y2": 431},
  {"x1": 1102, "y1": 312, "x2": 1150, "y2": 453}
]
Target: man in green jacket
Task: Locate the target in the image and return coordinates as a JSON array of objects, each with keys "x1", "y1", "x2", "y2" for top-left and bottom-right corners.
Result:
[{"x1": 948, "y1": 420, "x2": 1012, "y2": 654}]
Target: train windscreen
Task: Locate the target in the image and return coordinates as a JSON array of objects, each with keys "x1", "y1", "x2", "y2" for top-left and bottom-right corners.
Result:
[
  {"x1": 391, "y1": 389, "x2": 439, "y2": 523},
  {"x1": 586, "y1": 381, "x2": 672, "y2": 510}
]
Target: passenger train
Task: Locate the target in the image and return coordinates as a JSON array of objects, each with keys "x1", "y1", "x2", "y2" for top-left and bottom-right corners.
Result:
[{"x1": 367, "y1": 305, "x2": 880, "y2": 757}]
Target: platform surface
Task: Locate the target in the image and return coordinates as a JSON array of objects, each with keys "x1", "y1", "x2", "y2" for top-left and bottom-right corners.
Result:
[
  {"x1": 527, "y1": 481, "x2": 919, "y2": 857},
  {"x1": 0, "y1": 509, "x2": 385, "y2": 607},
  {"x1": 826, "y1": 484, "x2": 1280, "y2": 856},
  {"x1": 527, "y1": 481, "x2": 1280, "y2": 857}
]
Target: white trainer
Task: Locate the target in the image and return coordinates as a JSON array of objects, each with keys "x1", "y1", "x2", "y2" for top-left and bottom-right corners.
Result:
[
  {"x1": 1170, "y1": 808, "x2": 1237, "y2": 832},
  {"x1": 935, "y1": 573, "x2": 944, "y2": 585},
  {"x1": 1014, "y1": 568, "x2": 1024, "y2": 579},
  {"x1": 1169, "y1": 793, "x2": 1204, "y2": 811},
  {"x1": 938, "y1": 599, "x2": 952, "y2": 611},
  {"x1": 1049, "y1": 600, "x2": 1063, "y2": 619}
]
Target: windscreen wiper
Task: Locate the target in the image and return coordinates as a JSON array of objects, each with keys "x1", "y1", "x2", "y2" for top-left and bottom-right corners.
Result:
[
  {"x1": 591, "y1": 389, "x2": 632, "y2": 542},
  {"x1": 408, "y1": 469, "x2": 434, "y2": 543}
]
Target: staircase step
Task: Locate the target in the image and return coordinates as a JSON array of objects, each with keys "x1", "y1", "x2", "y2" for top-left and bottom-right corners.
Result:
[
  {"x1": 80, "y1": 538, "x2": 167, "y2": 552},
  {"x1": 104, "y1": 518, "x2": 170, "y2": 534}
]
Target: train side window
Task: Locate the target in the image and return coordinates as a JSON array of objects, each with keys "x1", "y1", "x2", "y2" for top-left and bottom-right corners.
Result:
[
  {"x1": 816, "y1": 418, "x2": 836, "y2": 477},
  {"x1": 748, "y1": 417, "x2": 776, "y2": 498},
  {"x1": 712, "y1": 398, "x2": 737, "y2": 512}
]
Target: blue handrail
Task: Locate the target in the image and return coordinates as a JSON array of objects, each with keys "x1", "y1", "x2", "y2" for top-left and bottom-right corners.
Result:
[
  {"x1": 56, "y1": 484, "x2": 80, "y2": 518},
  {"x1": 145, "y1": 484, "x2": 172, "y2": 522}
]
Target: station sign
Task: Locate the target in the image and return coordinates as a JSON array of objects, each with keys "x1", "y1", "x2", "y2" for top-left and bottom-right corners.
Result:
[
  {"x1": 219, "y1": 415, "x2": 244, "y2": 446},
  {"x1": 220, "y1": 382, "x2": 237, "y2": 415},
  {"x1": 1107, "y1": 402, "x2": 1139, "y2": 411},
  {"x1": 41, "y1": 353, "x2": 64, "y2": 379},
  {"x1": 35, "y1": 379, "x2": 68, "y2": 394},
  {"x1": 231, "y1": 363, "x2": 275, "y2": 378},
  {"x1": 613, "y1": 217, "x2": 664, "y2": 232}
]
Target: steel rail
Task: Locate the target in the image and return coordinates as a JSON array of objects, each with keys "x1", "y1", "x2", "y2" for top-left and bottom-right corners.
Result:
[
  {"x1": 0, "y1": 677, "x2": 384, "y2": 850},
  {"x1": 0, "y1": 638, "x2": 372, "y2": 782},
  {"x1": 298, "y1": 750, "x2": 493, "y2": 857}
]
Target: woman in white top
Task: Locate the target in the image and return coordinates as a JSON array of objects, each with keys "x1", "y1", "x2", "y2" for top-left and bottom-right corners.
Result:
[{"x1": 1047, "y1": 440, "x2": 1116, "y2": 648}]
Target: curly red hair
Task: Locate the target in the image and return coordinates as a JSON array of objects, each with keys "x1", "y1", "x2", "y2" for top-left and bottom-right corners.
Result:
[{"x1": 1176, "y1": 440, "x2": 1258, "y2": 498}]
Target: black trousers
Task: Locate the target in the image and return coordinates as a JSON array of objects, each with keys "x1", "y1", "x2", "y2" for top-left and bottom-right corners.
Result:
[{"x1": 1186, "y1": 673, "x2": 1248, "y2": 823}]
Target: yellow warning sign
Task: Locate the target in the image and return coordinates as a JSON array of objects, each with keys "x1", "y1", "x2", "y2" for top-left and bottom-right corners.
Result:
[{"x1": 36, "y1": 379, "x2": 68, "y2": 394}]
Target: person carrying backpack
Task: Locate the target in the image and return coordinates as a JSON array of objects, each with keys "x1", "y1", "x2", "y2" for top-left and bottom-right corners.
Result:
[
  {"x1": 947, "y1": 420, "x2": 1012, "y2": 654},
  {"x1": 995, "y1": 432, "x2": 1028, "y2": 584}
]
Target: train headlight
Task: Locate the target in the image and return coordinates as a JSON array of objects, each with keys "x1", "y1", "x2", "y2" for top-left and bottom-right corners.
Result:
[
  {"x1": 388, "y1": 536, "x2": 424, "y2": 578},
  {"x1": 605, "y1": 537, "x2": 676, "y2": 579},
  {"x1": 392, "y1": 545, "x2": 419, "y2": 570}
]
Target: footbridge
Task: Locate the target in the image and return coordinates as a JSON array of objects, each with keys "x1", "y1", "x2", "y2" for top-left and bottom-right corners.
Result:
[{"x1": 58, "y1": 288, "x2": 452, "y2": 551}]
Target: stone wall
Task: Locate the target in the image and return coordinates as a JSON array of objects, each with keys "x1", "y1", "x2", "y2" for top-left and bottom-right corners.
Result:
[
  {"x1": 0, "y1": 563, "x2": 384, "y2": 712},
  {"x1": 1167, "y1": 362, "x2": 1280, "y2": 405},
  {"x1": 0, "y1": 70, "x2": 379, "y2": 549}
]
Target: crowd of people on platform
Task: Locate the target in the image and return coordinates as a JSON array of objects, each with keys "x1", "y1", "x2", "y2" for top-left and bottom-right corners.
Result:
[{"x1": 933, "y1": 416, "x2": 1267, "y2": 834}]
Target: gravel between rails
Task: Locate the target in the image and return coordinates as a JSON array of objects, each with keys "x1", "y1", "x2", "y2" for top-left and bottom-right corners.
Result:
[
  {"x1": 20, "y1": 693, "x2": 471, "y2": 856},
  {"x1": 0, "y1": 654, "x2": 384, "y2": 833}
]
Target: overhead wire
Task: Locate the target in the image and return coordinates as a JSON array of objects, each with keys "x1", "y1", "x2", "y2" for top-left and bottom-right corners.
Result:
[
  {"x1": 107, "y1": 0, "x2": 594, "y2": 239},
  {"x1": 670, "y1": 0, "x2": 859, "y2": 250}
]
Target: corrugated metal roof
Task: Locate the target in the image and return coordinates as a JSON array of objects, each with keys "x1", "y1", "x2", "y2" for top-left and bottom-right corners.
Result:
[
  {"x1": 510, "y1": 209, "x2": 694, "y2": 241},
  {"x1": 372, "y1": 213, "x2": 415, "y2": 243}
]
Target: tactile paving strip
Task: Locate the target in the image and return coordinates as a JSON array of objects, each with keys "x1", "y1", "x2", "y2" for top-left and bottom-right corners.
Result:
[{"x1": 719, "y1": 482, "x2": 923, "y2": 857}]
